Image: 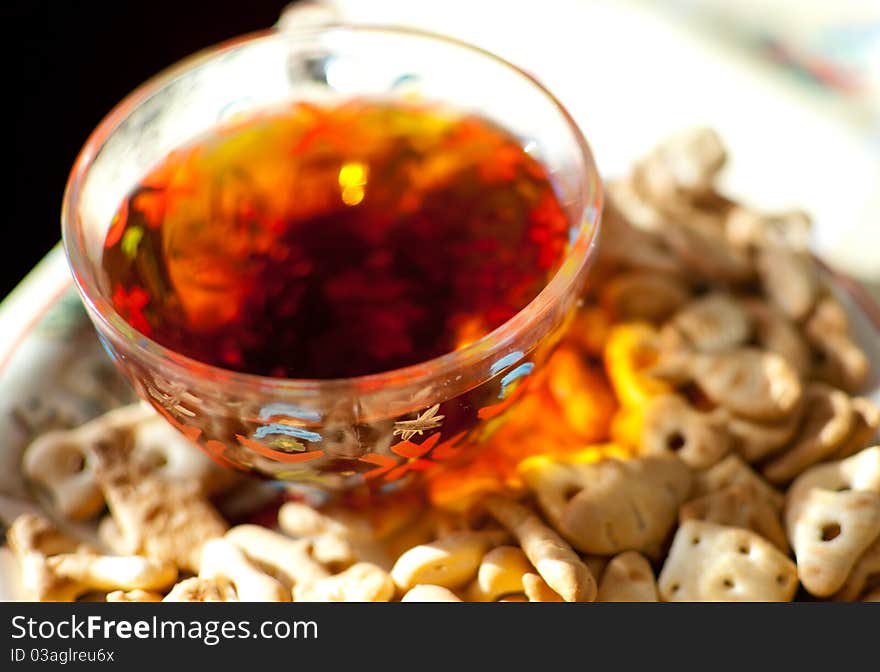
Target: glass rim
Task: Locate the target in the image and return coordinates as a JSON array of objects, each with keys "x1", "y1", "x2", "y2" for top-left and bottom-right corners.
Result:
[{"x1": 61, "y1": 22, "x2": 603, "y2": 394}]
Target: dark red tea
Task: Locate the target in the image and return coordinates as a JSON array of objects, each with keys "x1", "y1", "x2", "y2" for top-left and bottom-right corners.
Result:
[{"x1": 102, "y1": 100, "x2": 570, "y2": 379}]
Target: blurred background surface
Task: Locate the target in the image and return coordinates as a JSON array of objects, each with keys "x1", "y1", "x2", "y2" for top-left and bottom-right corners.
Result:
[{"x1": 2, "y1": 0, "x2": 878, "y2": 299}]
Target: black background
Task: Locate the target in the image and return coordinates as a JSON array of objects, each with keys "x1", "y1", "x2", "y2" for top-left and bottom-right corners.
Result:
[{"x1": 1, "y1": 0, "x2": 292, "y2": 299}]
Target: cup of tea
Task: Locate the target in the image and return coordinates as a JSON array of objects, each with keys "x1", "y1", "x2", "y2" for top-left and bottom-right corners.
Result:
[{"x1": 62, "y1": 24, "x2": 602, "y2": 493}]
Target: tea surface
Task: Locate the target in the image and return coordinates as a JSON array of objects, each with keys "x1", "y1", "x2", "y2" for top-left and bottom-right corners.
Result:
[{"x1": 102, "y1": 100, "x2": 570, "y2": 378}]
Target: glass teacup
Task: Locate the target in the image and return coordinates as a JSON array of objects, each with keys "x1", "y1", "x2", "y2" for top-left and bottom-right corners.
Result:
[{"x1": 62, "y1": 25, "x2": 602, "y2": 493}]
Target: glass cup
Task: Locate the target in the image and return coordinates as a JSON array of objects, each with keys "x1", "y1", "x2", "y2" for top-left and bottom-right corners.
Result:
[{"x1": 62, "y1": 24, "x2": 602, "y2": 494}]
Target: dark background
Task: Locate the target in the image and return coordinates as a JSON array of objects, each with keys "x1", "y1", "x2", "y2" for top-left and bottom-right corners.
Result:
[{"x1": 1, "y1": 0, "x2": 292, "y2": 298}]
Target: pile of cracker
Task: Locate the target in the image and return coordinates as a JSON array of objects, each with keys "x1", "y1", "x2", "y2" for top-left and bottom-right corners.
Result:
[{"x1": 3, "y1": 129, "x2": 879, "y2": 602}]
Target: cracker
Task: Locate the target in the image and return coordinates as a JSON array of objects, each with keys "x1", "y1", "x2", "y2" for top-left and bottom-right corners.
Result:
[
  {"x1": 522, "y1": 455, "x2": 691, "y2": 557},
  {"x1": 666, "y1": 293, "x2": 751, "y2": 354},
  {"x1": 740, "y1": 298, "x2": 812, "y2": 378},
  {"x1": 786, "y1": 446, "x2": 880, "y2": 507},
  {"x1": 163, "y1": 577, "x2": 237, "y2": 602},
  {"x1": 224, "y1": 525, "x2": 329, "y2": 589},
  {"x1": 599, "y1": 271, "x2": 690, "y2": 324},
  {"x1": 89, "y1": 441, "x2": 227, "y2": 573},
  {"x1": 806, "y1": 312, "x2": 870, "y2": 394},
  {"x1": 632, "y1": 127, "x2": 726, "y2": 203},
  {"x1": 716, "y1": 405, "x2": 803, "y2": 464},
  {"x1": 294, "y1": 563, "x2": 394, "y2": 602},
  {"x1": 833, "y1": 399, "x2": 880, "y2": 460},
  {"x1": 652, "y1": 349, "x2": 802, "y2": 422},
  {"x1": 692, "y1": 455, "x2": 784, "y2": 512},
  {"x1": 785, "y1": 488, "x2": 880, "y2": 597},
  {"x1": 484, "y1": 496, "x2": 596, "y2": 602},
  {"x1": 596, "y1": 551, "x2": 658, "y2": 602},
  {"x1": 680, "y1": 483, "x2": 788, "y2": 553},
  {"x1": 522, "y1": 572, "x2": 563, "y2": 602},
  {"x1": 5, "y1": 514, "x2": 96, "y2": 601},
  {"x1": 756, "y1": 246, "x2": 818, "y2": 322},
  {"x1": 640, "y1": 394, "x2": 730, "y2": 469},
  {"x1": 466, "y1": 546, "x2": 533, "y2": 602},
  {"x1": 658, "y1": 520, "x2": 797, "y2": 601},
  {"x1": 763, "y1": 384, "x2": 854, "y2": 484},
  {"x1": 389, "y1": 530, "x2": 507, "y2": 591},
  {"x1": 401, "y1": 585, "x2": 462, "y2": 602},
  {"x1": 21, "y1": 404, "x2": 153, "y2": 520},
  {"x1": 832, "y1": 534, "x2": 880, "y2": 601},
  {"x1": 199, "y1": 538, "x2": 289, "y2": 602}
]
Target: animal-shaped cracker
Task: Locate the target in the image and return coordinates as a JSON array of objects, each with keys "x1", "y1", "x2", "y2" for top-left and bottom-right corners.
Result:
[
  {"x1": 658, "y1": 209, "x2": 753, "y2": 283},
  {"x1": 651, "y1": 348, "x2": 802, "y2": 422},
  {"x1": 45, "y1": 553, "x2": 177, "y2": 597},
  {"x1": 599, "y1": 194, "x2": 680, "y2": 276},
  {"x1": 832, "y1": 534, "x2": 880, "y2": 601},
  {"x1": 6, "y1": 514, "x2": 96, "y2": 601},
  {"x1": 786, "y1": 446, "x2": 880, "y2": 504},
  {"x1": 740, "y1": 299, "x2": 811, "y2": 378},
  {"x1": 106, "y1": 589, "x2": 163, "y2": 602},
  {"x1": 483, "y1": 496, "x2": 596, "y2": 602},
  {"x1": 665, "y1": 293, "x2": 751, "y2": 354},
  {"x1": 88, "y1": 440, "x2": 227, "y2": 572},
  {"x1": 805, "y1": 296, "x2": 870, "y2": 393},
  {"x1": 21, "y1": 404, "x2": 153, "y2": 520},
  {"x1": 163, "y1": 577, "x2": 237, "y2": 602},
  {"x1": 522, "y1": 572, "x2": 563, "y2": 602},
  {"x1": 224, "y1": 525, "x2": 329, "y2": 589},
  {"x1": 713, "y1": 405, "x2": 804, "y2": 464},
  {"x1": 401, "y1": 585, "x2": 462, "y2": 602},
  {"x1": 763, "y1": 384, "x2": 853, "y2": 484},
  {"x1": 725, "y1": 207, "x2": 812, "y2": 253},
  {"x1": 785, "y1": 488, "x2": 880, "y2": 597},
  {"x1": 658, "y1": 520, "x2": 797, "y2": 601},
  {"x1": 680, "y1": 483, "x2": 788, "y2": 553},
  {"x1": 22, "y1": 403, "x2": 236, "y2": 522},
  {"x1": 691, "y1": 455, "x2": 784, "y2": 512},
  {"x1": 294, "y1": 563, "x2": 394, "y2": 602},
  {"x1": 390, "y1": 530, "x2": 508, "y2": 592},
  {"x1": 756, "y1": 245, "x2": 818, "y2": 322},
  {"x1": 834, "y1": 398, "x2": 880, "y2": 460},
  {"x1": 199, "y1": 538, "x2": 289, "y2": 602},
  {"x1": 466, "y1": 546, "x2": 533, "y2": 602},
  {"x1": 596, "y1": 552, "x2": 658, "y2": 602},
  {"x1": 632, "y1": 127, "x2": 727, "y2": 203},
  {"x1": 520, "y1": 454, "x2": 691, "y2": 557},
  {"x1": 599, "y1": 271, "x2": 690, "y2": 324},
  {"x1": 639, "y1": 395, "x2": 729, "y2": 469}
]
